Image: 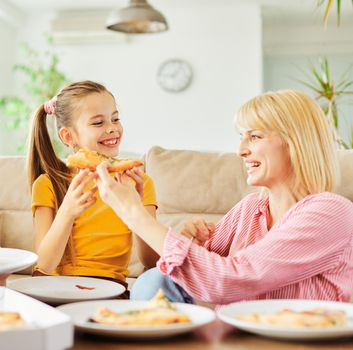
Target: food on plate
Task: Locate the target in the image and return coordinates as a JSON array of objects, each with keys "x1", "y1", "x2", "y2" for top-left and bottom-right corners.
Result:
[
  {"x1": 0, "y1": 311, "x2": 25, "y2": 331},
  {"x1": 66, "y1": 148, "x2": 143, "y2": 172},
  {"x1": 90, "y1": 289, "x2": 191, "y2": 326},
  {"x1": 236, "y1": 308, "x2": 347, "y2": 328},
  {"x1": 75, "y1": 284, "x2": 95, "y2": 290}
]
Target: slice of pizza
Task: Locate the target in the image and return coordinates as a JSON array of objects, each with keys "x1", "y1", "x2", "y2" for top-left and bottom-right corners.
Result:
[
  {"x1": 66, "y1": 148, "x2": 143, "y2": 172},
  {"x1": 236, "y1": 307, "x2": 347, "y2": 328},
  {"x1": 0, "y1": 311, "x2": 25, "y2": 331},
  {"x1": 90, "y1": 289, "x2": 191, "y2": 326}
]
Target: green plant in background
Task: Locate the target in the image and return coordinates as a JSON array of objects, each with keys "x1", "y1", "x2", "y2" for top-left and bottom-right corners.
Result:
[
  {"x1": 0, "y1": 37, "x2": 69, "y2": 154},
  {"x1": 317, "y1": 0, "x2": 353, "y2": 26},
  {"x1": 298, "y1": 57, "x2": 353, "y2": 149}
]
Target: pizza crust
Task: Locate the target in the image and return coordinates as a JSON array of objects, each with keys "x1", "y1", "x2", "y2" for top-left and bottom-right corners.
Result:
[{"x1": 66, "y1": 148, "x2": 143, "y2": 173}]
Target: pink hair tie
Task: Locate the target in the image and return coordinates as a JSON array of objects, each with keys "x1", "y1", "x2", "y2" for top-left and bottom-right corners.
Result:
[{"x1": 44, "y1": 96, "x2": 57, "y2": 115}]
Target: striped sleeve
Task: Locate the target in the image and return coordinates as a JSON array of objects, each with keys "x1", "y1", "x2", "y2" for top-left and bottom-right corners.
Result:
[
  {"x1": 203, "y1": 200, "x2": 243, "y2": 256},
  {"x1": 157, "y1": 193, "x2": 353, "y2": 305}
]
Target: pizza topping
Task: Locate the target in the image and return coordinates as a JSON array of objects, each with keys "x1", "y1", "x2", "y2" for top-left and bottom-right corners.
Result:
[
  {"x1": 89, "y1": 289, "x2": 191, "y2": 326},
  {"x1": 236, "y1": 308, "x2": 347, "y2": 328},
  {"x1": 0, "y1": 311, "x2": 25, "y2": 331},
  {"x1": 75, "y1": 284, "x2": 96, "y2": 290}
]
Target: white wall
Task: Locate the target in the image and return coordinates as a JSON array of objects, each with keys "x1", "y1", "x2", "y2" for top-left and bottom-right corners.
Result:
[
  {"x1": 264, "y1": 55, "x2": 353, "y2": 147},
  {"x1": 0, "y1": 1, "x2": 263, "y2": 155},
  {"x1": 263, "y1": 20, "x2": 353, "y2": 148},
  {"x1": 0, "y1": 19, "x2": 17, "y2": 154}
]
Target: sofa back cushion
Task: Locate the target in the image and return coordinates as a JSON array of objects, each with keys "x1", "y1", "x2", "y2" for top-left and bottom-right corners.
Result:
[
  {"x1": 145, "y1": 146, "x2": 256, "y2": 215},
  {"x1": 335, "y1": 150, "x2": 353, "y2": 200}
]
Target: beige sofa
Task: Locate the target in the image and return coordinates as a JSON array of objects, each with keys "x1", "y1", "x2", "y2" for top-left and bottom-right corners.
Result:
[{"x1": 1, "y1": 146, "x2": 353, "y2": 284}]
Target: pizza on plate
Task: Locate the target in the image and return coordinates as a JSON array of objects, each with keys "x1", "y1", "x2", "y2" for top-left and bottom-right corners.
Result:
[
  {"x1": 66, "y1": 148, "x2": 143, "y2": 173},
  {"x1": 236, "y1": 308, "x2": 347, "y2": 328},
  {"x1": 90, "y1": 289, "x2": 191, "y2": 326},
  {"x1": 0, "y1": 311, "x2": 25, "y2": 331}
]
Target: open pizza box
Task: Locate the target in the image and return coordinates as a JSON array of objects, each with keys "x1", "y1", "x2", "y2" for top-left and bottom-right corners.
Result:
[{"x1": 0, "y1": 287, "x2": 73, "y2": 350}]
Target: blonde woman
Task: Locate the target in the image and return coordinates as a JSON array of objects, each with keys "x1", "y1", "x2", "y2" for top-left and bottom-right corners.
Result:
[{"x1": 96, "y1": 90, "x2": 353, "y2": 305}]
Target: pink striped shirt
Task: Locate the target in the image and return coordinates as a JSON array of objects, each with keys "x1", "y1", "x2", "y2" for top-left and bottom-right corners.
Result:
[{"x1": 157, "y1": 192, "x2": 353, "y2": 306}]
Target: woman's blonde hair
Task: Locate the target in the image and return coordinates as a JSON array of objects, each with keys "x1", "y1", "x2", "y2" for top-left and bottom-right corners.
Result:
[{"x1": 235, "y1": 89, "x2": 339, "y2": 198}]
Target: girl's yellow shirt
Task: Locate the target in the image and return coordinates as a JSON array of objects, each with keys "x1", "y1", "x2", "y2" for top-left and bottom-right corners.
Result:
[{"x1": 31, "y1": 173, "x2": 157, "y2": 282}]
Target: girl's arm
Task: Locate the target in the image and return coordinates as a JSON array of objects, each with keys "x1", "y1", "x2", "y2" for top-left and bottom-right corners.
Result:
[
  {"x1": 34, "y1": 170, "x2": 97, "y2": 273},
  {"x1": 34, "y1": 206, "x2": 74, "y2": 273},
  {"x1": 134, "y1": 205, "x2": 160, "y2": 268}
]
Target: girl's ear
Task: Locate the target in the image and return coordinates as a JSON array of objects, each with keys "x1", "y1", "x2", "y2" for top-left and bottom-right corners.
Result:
[{"x1": 59, "y1": 127, "x2": 74, "y2": 147}]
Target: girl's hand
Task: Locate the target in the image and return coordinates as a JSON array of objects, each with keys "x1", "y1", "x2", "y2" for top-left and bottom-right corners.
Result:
[
  {"x1": 180, "y1": 219, "x2": 215, "y2": 246},
  {"x1": 124, "y1": 167, "x2": 144, "y2": 198},
  {"x1": 60, "y1": 169, "x2": 97, "y2": 219}
]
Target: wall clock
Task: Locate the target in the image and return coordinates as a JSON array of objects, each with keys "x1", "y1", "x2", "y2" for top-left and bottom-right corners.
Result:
[{"x1": 157, "y1": 59, "x2": 193, "y2": 93}]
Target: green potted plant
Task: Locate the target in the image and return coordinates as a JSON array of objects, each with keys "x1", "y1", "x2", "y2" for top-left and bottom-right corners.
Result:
[
  {"x1": 0, "y1": 37, "x2": 69, "y2": 154},
  {"x1": 317, "y1": 0, "x2": 353, "y2": 26},
  {"x1": 298, "y1": 57, "x2": 353, "y2": 149}
]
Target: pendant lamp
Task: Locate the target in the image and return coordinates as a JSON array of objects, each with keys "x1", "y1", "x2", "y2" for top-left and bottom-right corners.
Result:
[{"x1": 106, "y1": 0, "x2": 168, "y2": 34}]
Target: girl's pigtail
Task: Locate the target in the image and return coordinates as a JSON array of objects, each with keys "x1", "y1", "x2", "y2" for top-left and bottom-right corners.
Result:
[{"x1": 26, "y1": 105, "x2": 70, "y2": 207}]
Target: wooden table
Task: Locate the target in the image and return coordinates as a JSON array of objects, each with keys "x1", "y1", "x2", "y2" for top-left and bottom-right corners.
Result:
[{"x1": 70, "y1": 319, "x2": 353, "y2": 350}]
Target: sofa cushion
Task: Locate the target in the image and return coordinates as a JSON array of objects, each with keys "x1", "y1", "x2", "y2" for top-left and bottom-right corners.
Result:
[
  {"x1": 145, "y1": 146, "x2": 255, "y2": 215},
  {"x1": 0, "y1": 156, "x2": 30, "y2": 211},
  {"x1": 157, "y1": 213, "x2": 224, "y2": 232},
  {"x1": 0, "y1": 212, "x2": 2, "y2": 244},
  {"x1": 1, "y1": 210, "x2": 34, "y2": 251},
  {"x1": 335, "y1": 150, "x2": 353, "y2": 201},
  {"x1": 1, "y1": 210, "x2": 35, "y2": 274}
]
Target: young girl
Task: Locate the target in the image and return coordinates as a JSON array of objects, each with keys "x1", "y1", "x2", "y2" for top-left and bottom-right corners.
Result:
[{"x1": 27, "y1": 80, "x2": 159, "y2": 296}]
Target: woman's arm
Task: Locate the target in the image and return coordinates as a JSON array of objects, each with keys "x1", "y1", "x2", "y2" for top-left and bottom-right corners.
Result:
[
  {"x1": 159, "y1": 194, "x2": 353, "y2": 304},
  {"x1": 134, "y1": 205, "x2": 160, "y2": 268},
  {"x1": 96, "y1": 164, "x2": 168, "y2": 255},
  {"x1": 96, "y1": 166, "x2": 353, "y2": 304}
]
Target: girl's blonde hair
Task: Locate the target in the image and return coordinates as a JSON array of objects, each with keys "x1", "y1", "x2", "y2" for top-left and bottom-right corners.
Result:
[
  {"x1": 235, "y1": 89, "x2": 339, "y2": 199},
  {"x1": 27, "y1": 80, "x2": 114, "y2": 268}
]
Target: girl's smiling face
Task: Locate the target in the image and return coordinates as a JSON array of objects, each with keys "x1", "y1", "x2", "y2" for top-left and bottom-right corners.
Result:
[
  {"x1": 67, "y1": 92, "x2": 123, "y2": 158},
  {"x1": 238, "y1": 128, "x2": 293, "y2": 190}
]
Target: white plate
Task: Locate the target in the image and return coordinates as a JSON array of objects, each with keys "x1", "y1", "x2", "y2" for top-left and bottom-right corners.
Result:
[
  {"x1": 0, "y1": 248, "x2": 37, "y2": 274},
  {"x1": 7, "y1": 276, "x2": 125, "y2": 305},
  {"x1": 217, "y1": 299, "x2": 353, "y2": 340},
  {"x1": 57, "y1": 300, "x2": 216, "y2": 339}
]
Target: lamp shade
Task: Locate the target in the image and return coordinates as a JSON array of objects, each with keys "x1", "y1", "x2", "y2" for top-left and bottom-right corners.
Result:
[{"x1": 106, "y1": 0, "x2": 168, "y2": 34}]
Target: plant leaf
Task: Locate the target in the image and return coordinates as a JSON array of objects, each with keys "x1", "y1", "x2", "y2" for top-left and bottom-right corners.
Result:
[
  {"x1": 323, "y1": 0, "x2": 334, "y2": 26},
  {"x1": 337, "y1": 0, "x2": 341, "y2": 25}
]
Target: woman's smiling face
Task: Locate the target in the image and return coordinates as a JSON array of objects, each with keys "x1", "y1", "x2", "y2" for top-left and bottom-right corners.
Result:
[{"x1": 238, "y1": 128, "x2": 293, "y2": 190}]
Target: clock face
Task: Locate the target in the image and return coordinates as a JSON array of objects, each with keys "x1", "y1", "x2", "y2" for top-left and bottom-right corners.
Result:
[{"x1": 157, "y1": 59, "x2": 193, "y2": 93}]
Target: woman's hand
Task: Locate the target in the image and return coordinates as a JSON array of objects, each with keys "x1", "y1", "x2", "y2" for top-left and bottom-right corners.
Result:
[
  {"x1": 125, "y1": 167, "x2": 144, "y2": 198},
  {"x1": 96, "y1": 162, "x2": 144, "y2": 228},
  {"x1": 60, "y1": 169, "x2": 97, "y2": 219},
  {"x1": 180, "y1": 219, "x2": 215, "y2": 245}
]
